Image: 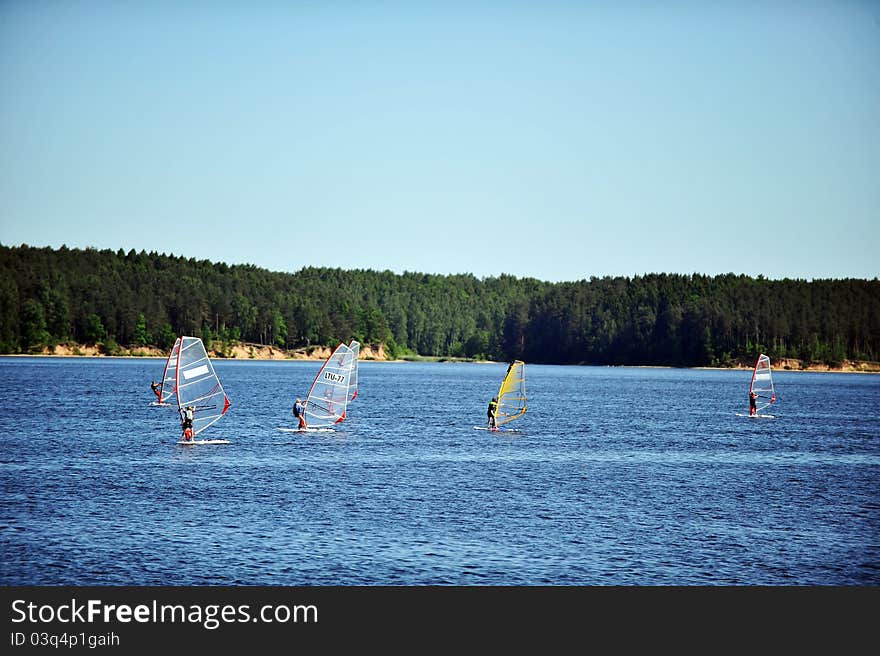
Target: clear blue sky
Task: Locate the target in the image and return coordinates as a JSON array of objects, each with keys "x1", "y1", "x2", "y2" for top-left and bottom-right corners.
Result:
[{"x1": 1, "y1": 0, "x2": 878, "y2": 281}]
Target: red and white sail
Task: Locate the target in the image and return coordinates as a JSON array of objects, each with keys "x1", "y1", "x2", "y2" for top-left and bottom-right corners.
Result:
[
  {"x1": 158, "y1": 336, "x2": 181, "y2": 404},
  {"x1": 174, "y1": 336, "x2": 231, "y2": 436},
  {"x1": 348, "y1": 340, "x2": 360, "y2": 402},
  {"x1": 303, "y1": 342, "x2": 356, "y2": 427},
  {"x1": 750, "y1": 353, "x2": 776, "y2": 413}
]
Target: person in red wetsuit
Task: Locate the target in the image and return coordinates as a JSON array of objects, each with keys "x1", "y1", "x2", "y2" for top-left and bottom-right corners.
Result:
[
  {"x1": 293, "y1": 398, "x2": 307, "y2": 430},
  {"x1": 180, "y1": 405, "x2": 195, "y2": 441}
]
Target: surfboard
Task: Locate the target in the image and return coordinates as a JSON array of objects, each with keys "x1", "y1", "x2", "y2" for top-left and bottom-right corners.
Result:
[
  {"x1": 735, "y1": 413, "x2": 776, "y2": 419},
  {"x1": 276, "y1": 427, "x2": 336, "y2": 433},
  {"x1": 178, "y1": 439, "x2": 231, "y2": 445},
  {"x1": 473, "y1": 426, "x2": 521, "y2": 433},
  {"x1": 150, "y1": 401, "x2": 172, "y2": 407}
]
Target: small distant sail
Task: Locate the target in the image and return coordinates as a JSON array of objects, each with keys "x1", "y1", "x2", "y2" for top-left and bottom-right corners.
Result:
[
  {"x1": 158, "y1": 336, "x2": 181, "y2": 404},
  {"x1": 174, "y1": 336, "x2": 231, "y2": 436},
  {"x1": 303, "y1": 342, "x2": 356, "y2": 427},
  {"x1": 348, "y1": 340, "x2": 360, "y2": 402},
  {"x1": 750, "y1": 353, "x2": 776, "y2": 413},
  {"x1": 496, "y1": 360, "x2": 527, "y2": 426}
]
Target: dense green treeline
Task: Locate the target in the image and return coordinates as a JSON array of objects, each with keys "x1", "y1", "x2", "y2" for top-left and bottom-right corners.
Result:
[{"x1": 1, "y1": 244, "x2": 878, "y2": 366}]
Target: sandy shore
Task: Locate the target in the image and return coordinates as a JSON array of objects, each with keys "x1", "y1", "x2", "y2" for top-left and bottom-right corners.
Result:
[
  {"x1": 4, "y1": 344, "x2": 878, "y2": 372},
  {"x1": 700, "y1": 357, "x2": 880, "y2": 374},
  {"x1": 8, "y1": 342, "x2": 390, "y2": 361}
]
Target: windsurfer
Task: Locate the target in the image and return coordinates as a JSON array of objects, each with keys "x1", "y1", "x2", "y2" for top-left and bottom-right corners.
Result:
[
  {"x1": 324, "y1": 387, "x2": 335, "y2": 415},
  {"x1": 749, "y1": 391, "x2": 757, "y2": 416},
  {"x1": 180, "y1": 405, "x2": 195, "y2": 441},
  {"x1": 293, "y1": 398, "x2": 307, "y2": 430},
  {"x1": 487, "y1": 396, "x2": 498, "y2": 430},
  {"x1": 151, "y1": 380, "x2": 161, "y2": 400}
]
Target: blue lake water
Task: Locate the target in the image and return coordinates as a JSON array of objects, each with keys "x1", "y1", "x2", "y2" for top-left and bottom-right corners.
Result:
[{"x1": 1, "y1": 357, "x2": 878, "y2": 585}]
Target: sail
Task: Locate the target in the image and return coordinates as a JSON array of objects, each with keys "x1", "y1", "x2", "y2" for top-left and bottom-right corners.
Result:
[
  {"x1": 496, "y1": 360, "x2": 526, "y2": 426},
  {"x1": 750, "y1": 353, "x2": 776, "y2": 413},
  {"x1": 174, "y1": 336, "x2": 231, "y2": 436},
  {"x1": 159, "y1": 337, "x2": 181, "y2": 404},
  {"x1": 303, "y1": 342, "x2": 355, "y2": 427},
  {"x1": 348, "y1": 340, "x2": 360, "y2": 402}
]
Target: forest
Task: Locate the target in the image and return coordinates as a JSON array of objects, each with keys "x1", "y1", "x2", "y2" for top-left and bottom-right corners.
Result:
[{"x1": 1, "y1": 244, "x2": 878, "y2": 367}]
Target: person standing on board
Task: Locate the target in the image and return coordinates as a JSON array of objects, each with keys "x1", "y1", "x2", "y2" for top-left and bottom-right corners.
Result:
[
  {"x1": 151, "y1": 380, "x2": 161, "y2": 401},
  {"x1": 749, "y1": 391, "x2": 758, "y2": 416},
  {"x1": 180, "y1": 405, "x2": 195, "y2": 441},
  {"x1": 323, "y1": 387, "x2": 335, "y2": 416},
  {"x1": 293, "y1": 398, "x2": 307, "y2": 430},
  {"x1": 487, "y1": 396, "x2": 498, "y2": 430}
]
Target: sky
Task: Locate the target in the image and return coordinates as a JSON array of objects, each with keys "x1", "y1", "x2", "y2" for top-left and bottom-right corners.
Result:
[{"x1": 1, "y1": 0, "x2": 878, "y2": 282}]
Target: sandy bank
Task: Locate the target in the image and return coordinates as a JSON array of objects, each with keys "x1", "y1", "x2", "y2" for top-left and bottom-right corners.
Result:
[
  {"x1": 694, "y1": 357, "x2": 880, "y2": 374},
  {"x1": 5, "y1": 344, "x2": 878, "y2": 372},
  {"x1": 213, "y1": 342, "x2": 388, "y2": 361},
  {"x1": 17, "y1": 341, "x2": 390, "y2": 361}
]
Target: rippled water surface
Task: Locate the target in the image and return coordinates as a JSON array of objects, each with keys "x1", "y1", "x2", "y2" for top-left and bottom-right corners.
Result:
[{"x1": 1, "y1": 357, "x2": 878, "y2": 585}]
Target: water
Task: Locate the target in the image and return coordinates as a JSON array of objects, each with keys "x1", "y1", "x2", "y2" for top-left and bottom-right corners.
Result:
[{"x1": 1, "y1": 357, "x2": 878, "y2": 585}]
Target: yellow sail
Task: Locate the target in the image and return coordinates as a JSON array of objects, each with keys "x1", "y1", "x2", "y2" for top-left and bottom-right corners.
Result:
[{"x1": 495, "y1": 360, "x2": 526, "y2": 426}]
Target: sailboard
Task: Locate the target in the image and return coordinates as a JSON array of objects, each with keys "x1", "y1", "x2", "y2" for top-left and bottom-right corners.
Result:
[
  {"x1": 476, "y1": 360, "x2": 526, "y2": 431},
  {"x1": 172, "y1": 336, "x2": 232, "y2": 445},
  {"x1": 348, "y1": 340, "x2": 360, "y2": 402},
  {"x1": 298, "y1": 342, "x2": 356, "y2": 429},
  {"x1": 150, "y1": 337, "x2": 181, "y2": 406},
  {"x1": 741, "y1": 353, "x2": 777, "y2": 418},
  {"x1": 179, "y1": 439, "x2": 231, "y2": 445},
  {"x1": 275, "y1": 427, "x2": 336, "y2": 433}
]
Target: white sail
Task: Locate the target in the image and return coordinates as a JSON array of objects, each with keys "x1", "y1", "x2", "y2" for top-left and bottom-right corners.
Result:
[
  {"x1": 750, "y1": 353, "x2": 776, "y2": 413},
  {"x1": 303, "y1": 342, "x2": 355, "y2": 427},
  {"x1": 348, "y1": 340, "x2": 360, "y2": 402},
  {"x1": 158, "y1": 337, "x2": 181, "y2": 404},
  {"x1": 174, "y1": 336, "x2": 231, "y2": 436}
]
